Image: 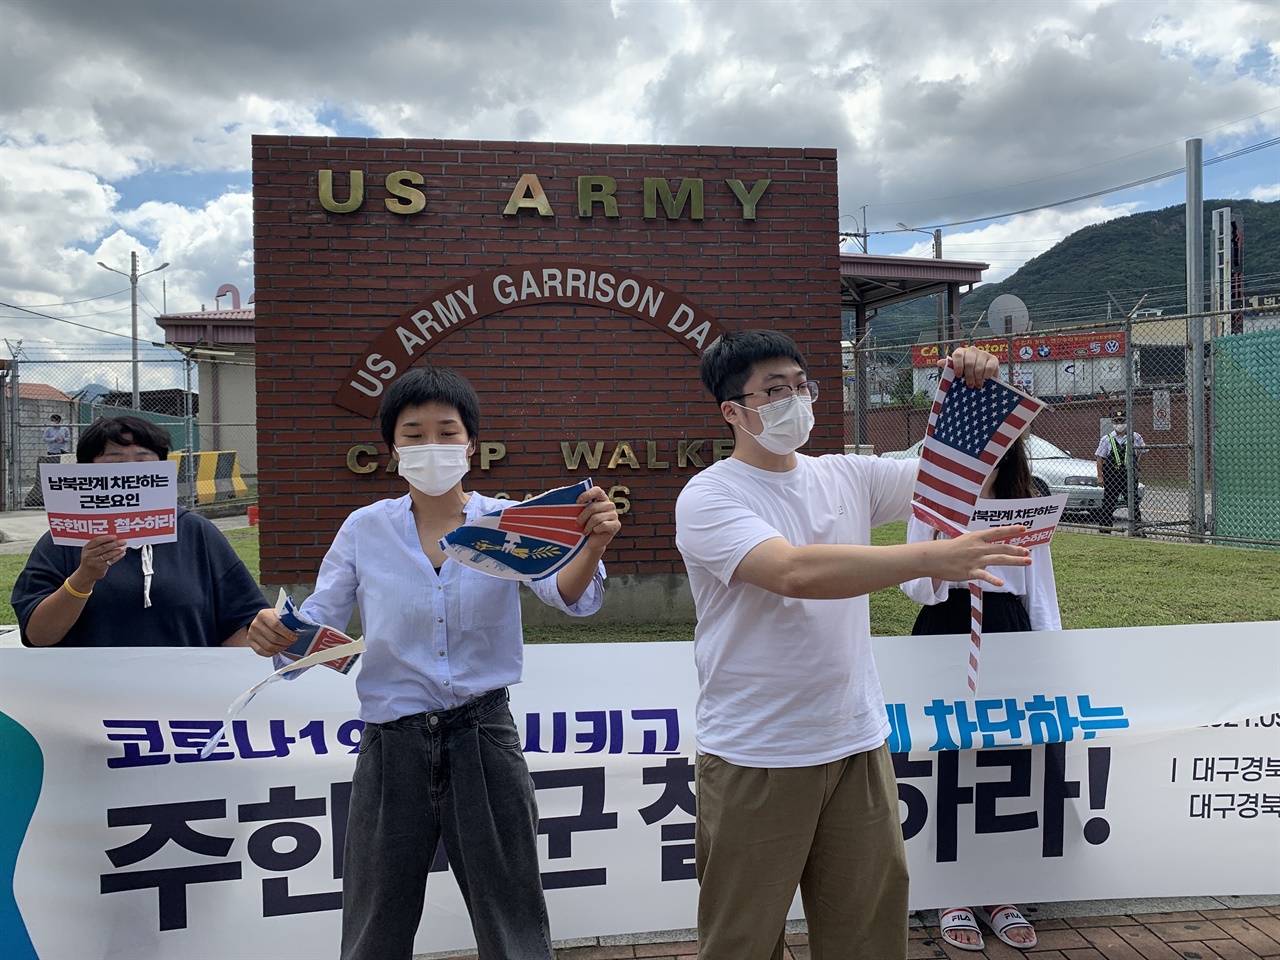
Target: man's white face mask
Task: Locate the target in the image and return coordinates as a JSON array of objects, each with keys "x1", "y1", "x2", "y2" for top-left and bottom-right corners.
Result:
[
  {"x1": 394, "y1": 443, "x2": 470, "y2": 496},
  {"x1": 734, "y1": 393, "x2": 815, "y2": 455}
]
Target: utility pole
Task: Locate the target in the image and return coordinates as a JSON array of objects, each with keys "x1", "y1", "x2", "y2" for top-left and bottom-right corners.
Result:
[
  {"x1": 1185, "y1": 139, "x2": 1206, "y2": 539},
  {"x1": 98, "y1": 251, "x2": 169, "y2": 411}
]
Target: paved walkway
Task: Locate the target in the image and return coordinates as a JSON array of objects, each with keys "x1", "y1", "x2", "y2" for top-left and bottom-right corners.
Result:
[{"x1": 420, "y1": 901, "x2": 1280, "y2": 960}]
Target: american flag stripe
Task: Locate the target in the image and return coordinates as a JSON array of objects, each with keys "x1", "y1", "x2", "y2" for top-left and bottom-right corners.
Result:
[
  {"x1": 915, "y1": 496, "x2": 972, "y2": 527},
  {"x1": 968, "y1": 583, "x2": 983, "y2": 693},
  {"x1": 920, "y1": 445, "x2": 986, "y2": 486}
]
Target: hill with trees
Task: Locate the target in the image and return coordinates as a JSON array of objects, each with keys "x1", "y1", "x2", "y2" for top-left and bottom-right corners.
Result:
[{"x1": 854, "y1": 199, "x2": 1279, "y2": 344}]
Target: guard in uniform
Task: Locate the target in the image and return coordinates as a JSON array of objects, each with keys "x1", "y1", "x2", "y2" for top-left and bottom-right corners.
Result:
[{"x1": 1094, "y1": 410, "x2": 1145, "y2": 526}]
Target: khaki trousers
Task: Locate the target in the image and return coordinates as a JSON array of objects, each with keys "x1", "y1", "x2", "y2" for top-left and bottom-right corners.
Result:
[{"x1": 695, "y1": 743, "x2": 909, "y2": 960}]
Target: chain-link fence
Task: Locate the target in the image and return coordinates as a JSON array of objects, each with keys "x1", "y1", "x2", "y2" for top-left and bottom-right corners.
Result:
[
  {"x1": 844, "y1": 305, "x2": 1280, "y2": 548},
  {"x1": 1, "y1": 345, "x2": 258, "y2": 512}
]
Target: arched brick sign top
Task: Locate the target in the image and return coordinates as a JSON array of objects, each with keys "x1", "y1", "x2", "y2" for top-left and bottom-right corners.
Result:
[{"x1": 334, "y1": 262, "x2": 725, "y2": 416}]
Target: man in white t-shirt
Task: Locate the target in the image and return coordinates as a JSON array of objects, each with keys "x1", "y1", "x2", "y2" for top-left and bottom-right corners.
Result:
[{"x1": 674, "y1": 330, "x2": 1031, "y2": 960}]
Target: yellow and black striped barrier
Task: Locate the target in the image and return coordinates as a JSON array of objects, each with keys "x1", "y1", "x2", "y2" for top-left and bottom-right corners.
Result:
[{"x1": 170, "y1": 450, "x2": 248, "y2": 504}]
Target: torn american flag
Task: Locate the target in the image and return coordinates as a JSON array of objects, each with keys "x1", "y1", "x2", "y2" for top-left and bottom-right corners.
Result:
[{"x1": 912, "y1": 359, "x2": 1046, "y2": 693}]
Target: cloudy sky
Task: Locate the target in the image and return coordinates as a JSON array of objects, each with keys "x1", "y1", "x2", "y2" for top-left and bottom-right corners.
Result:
[{"x1": 1, "y1": 0, "x2": 1276, "y2": 367}]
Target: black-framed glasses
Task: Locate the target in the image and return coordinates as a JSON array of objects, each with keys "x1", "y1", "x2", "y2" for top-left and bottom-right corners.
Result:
[{"x1": 728, "y1": 380, "x2": 820, "y2": 403}]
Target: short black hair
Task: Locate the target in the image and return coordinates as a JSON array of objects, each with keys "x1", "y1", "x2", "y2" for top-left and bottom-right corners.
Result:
[
  {"x1": 76, "y1": 415, "x2": 171, "y2": 463},
  {"x1": 698, "y1": 329, "x2": 808, "y2": 404},
  {"x1": 378, "y1": 366, "x2": 480, "y2": 451}
]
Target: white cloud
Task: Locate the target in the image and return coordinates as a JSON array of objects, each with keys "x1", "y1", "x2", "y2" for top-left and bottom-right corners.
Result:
[
  {"x1": 1248, "y1": 182, "x2": 1280, "y2": 202},
  {"x1": 1, "y1": 0, "x2": 1277, "y2": 348}
]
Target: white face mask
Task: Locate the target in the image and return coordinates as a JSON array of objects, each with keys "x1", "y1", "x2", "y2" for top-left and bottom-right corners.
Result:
[
  {"x1": 735, "y1": 393, "x2": 815, "y2": 455},
  {"x1": 395, "y1": 443, "x2": 470, "y2": 496}
]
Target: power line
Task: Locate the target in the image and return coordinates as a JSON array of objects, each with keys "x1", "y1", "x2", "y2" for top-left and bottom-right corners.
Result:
[
  {"x1": 0, "y1": 301, "x2": 143, "y2": 342},
  {"x1": 921, "y1": 138, "x2": 1280, "y2": 232},
  {"x1": 13, "y1": 288, "x2": 130, "y2": 308},
  {"x1": 872, "y1": 137, "x2": 1280, "y2": 234},
  {"x1": 871, "y1": 107, "x2": 1280, "y2": 208}
]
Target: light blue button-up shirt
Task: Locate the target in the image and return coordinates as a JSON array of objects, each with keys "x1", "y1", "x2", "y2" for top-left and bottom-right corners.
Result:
[{"x1": 299, "y1": 492, "x2": 604, "y2": 723}]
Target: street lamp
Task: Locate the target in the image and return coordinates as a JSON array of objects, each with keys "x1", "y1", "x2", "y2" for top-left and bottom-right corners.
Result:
[
  {"x1": 839, "y1": 211, "x2": 869, "y2": 253},
  {"x1": 896, "y1": 222, "x2": 942, "y2": 259},
  {"x1": 99, "y1": 252, "x2": 169, "y2": 411}
]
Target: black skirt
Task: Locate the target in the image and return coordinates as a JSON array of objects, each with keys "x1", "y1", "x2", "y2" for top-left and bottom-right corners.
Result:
[{"x1": 911, "y1": 588, "x2": 1032, "y2": 636}]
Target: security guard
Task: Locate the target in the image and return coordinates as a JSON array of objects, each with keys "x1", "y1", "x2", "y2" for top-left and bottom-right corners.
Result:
[{"x1": 1094, "y1": 410, "x2": 1145, "y2": 526}]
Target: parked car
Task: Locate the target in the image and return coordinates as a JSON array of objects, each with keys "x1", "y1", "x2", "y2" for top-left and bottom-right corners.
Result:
[{"x1": 878, "y1": 435, "x2": 1144, "y2": 520}]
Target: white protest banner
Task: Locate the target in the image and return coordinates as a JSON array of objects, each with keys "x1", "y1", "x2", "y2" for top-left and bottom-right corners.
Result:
[
  {"x1": 1, "y1": 622, "x2": 1277, "y2": 960},
  {"x1": 39, "y1": 460, "x2": 179, "y2": 546}
]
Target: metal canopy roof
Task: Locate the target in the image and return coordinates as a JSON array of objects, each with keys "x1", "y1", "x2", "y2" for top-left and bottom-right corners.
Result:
[{"x1": 839, "y1": 252, "x2": 988, "y2": 313}]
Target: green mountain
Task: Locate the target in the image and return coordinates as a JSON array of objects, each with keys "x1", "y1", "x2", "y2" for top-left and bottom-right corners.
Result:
[{"x1": 854, "y1": 199, "x2": 1280, "y2": 344}]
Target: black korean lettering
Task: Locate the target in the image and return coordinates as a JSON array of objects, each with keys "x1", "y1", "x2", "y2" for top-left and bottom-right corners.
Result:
[
  {"x1": 639, "y1": 758, "x2": 696, "y2": 881},
  {"x1": 638, "y1": 757, "x2": 696, "y2": 824},
  {"x1": 238, "y1": 786, "x2": 341, "y2": 916},
  {"x1": 532, "y1": 767, "x2": 618, "y2": 889},
  {"x1": 934, "y1": 750, "x2": 974, "y2": 863},
  {"x1": 1041, "y1": 742, "x2": 1081, "y2": 857},
  {"x1": 893, "y1": 753, "x2": 932, "y2": 843},
  {"x1": 630, "y1": 708, "x2": 680, "y2": 754},
  {"x1": 100, "y1": 800, "x2": 239, "y2": 931},
  {"x1": 574, "y1": 710, "x2": 624, "y2": 754},
  {"x1": 330, "y1": 781, "x2": 351, "y2": 879},
  {"x1": 660, "y1": 823, "x2": 696, "y2": 881},
  {"x1": 106, "y1": 800, "x2": 233, "y2": 867},
  {"x1": 524, "y1": 711, "x2": 568, "y2": 753},
  {"x1": 103, "y1": 720, "x2": 170, "y2": 768},
  {"x1": 974, "y1": 749, "x2": 1037, "y2": 834},
  {"x1": 233, "y1": 720, "x2": 297, "y2": 760}
]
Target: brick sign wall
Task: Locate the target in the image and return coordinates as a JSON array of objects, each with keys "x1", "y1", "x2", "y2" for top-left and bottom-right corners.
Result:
[{"x1": 253, "y1": 136, "x2": 839, "y2": 584}]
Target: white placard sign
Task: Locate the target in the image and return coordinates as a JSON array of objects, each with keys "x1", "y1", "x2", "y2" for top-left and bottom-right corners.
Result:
[
  {"x1": 969, "y1": 494, "x2": 1067, "y2": 549},
  {"x1": 1, "y1": 623, "x2": 1277, "y2": 960},
  {"x1": 39, "y1": 460, "x2": 179, "y2": 546}
]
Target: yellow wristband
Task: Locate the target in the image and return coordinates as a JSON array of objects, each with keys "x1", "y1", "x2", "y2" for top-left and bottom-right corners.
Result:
[{"x1": 62, "y1": 578, "x2": 93, "y2": 600}]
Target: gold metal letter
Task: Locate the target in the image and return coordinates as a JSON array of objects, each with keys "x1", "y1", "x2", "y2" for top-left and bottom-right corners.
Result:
[
  {"x1": 503, "y1": 174, "x2": 555, "y2": 216},
  {"x1": 385, "y1": 170, "x2": 426, "y2": 214},
  {"x1": 577, "y1": 176, "x2": 619, "y2": 217},
  {"x1": 479, "y1": 441, "x2": 507, "y2": 471},
  {"x1": 645, "y1": 441, "x2": 670, "y2": 469},
  {"x1": 319, "y1": 170, "x2": 365, "y2": 213},
  {"x1": 643, "y1": 178, "x2": 704, "y2": 220},
  {"x1": 607, "y1": 484, "x2": 632, "y2": 516},
  {"x1": 607, "y1": 442, "x2": 640, "y2": 470},
  {"x1": 726, "y1": 178, "x2": 771, "y2": 220},
  {"x1": 346, "y1": 444, "x2": 378, "y2": 474}
]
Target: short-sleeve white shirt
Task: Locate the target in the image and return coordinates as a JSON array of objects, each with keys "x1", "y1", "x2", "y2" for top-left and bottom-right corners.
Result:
[
  {"x1": 1094, "y1": 431, "x2": 1145, "y2": 458},
  {"x1": 674, "y1": 453, "x2": 917, "y2": 767}
]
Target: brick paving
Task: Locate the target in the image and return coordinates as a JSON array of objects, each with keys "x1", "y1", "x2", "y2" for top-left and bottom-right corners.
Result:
[{"x1": 425, "y1": 904, "x2": 1280, "y2": 960}]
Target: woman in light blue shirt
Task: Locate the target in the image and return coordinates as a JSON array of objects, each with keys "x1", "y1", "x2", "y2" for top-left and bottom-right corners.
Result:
[{"x1": 249, "y1": 366, "x2": 621, "y2": 960}]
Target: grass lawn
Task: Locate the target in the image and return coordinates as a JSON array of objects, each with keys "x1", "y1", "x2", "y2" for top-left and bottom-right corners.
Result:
[{"x1": 5, "y1": 524, "x2": 1276, "y2": 641}]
